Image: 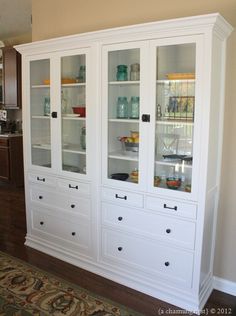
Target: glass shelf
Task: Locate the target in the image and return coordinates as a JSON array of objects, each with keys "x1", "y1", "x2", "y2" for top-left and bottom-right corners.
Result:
[
  {"x1": 108, "y1": 151, "x2": 138, "y2": 161},
  {"x1": 32, "y1": 115, "x2": 50, "y2": 119},
  {"x1": 109, "y1": 81, "x2": 140, "y2": 86},
  {"x1": 31, "y1": 85, "x2": 50, "y2": 89},
  {"x1": 109, "y1": 118, "x2": 139, "y2": 123}
]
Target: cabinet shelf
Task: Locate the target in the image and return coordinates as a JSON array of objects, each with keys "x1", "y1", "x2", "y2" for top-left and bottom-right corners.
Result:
[
  {"x1": 108, "y1": 151, "x2": 138, "y2": 161},
  {"x1": 61, "y1": 83, "x2": 85, "y2": 87},
  {"x1": 156, "y1": 79, "x2": 195, "y2": 84},
  {"x1": 109, "y1": 81, "x2": 140, "y2": 86},
  {"x1": 109, "y1": 118, "x2": 139, "y2": 123},
  {"x1": 156, "y1": 120, "x2": 194, "y2": 126},
  {"x1": 155, "y1": 160, "x2": 192, "y2": 169},
  {"x1": 62, "y1": 144, "x2": 86, "y2": 154},
  {"x1": 32, "y1": 115, "x2": 50, "y2": 119},
  {"x1": 62, "y1": 115, "x2": 86, "y2": 121},
  {"x1": 31, "y1": 84, "x2": 50, "y2": 89},
  {"x1": 32, "y1": 144, "x2": 51, "y2": 150}
]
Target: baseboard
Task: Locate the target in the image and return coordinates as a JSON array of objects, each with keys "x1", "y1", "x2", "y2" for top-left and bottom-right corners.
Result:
[{"x1": 214, "y1": 276, "x2": 236, "y2": 296}]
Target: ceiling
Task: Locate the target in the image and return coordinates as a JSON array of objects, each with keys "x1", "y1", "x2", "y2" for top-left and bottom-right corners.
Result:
[{"x1": 0, "y1": 0, "x2": 32, "y2": 41}]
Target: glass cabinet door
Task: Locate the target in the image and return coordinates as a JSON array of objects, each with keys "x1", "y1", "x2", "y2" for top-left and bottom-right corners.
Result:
[
  {"x1": 153, "y1": 43, "x2": 196, "y2": 193},
  {"x1": 105, "y1": 47, "x2": 142, "y2": 184},
  {"x1": 60, "y1": 53, "x2": 87, "y2": 174},
  {"x1": 30, "y1": 59, "x2": 51, "y2": 168}
]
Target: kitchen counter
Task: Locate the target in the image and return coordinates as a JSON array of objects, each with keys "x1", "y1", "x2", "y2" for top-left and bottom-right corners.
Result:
[{"x1": 0, "y1": 133, "x2": 22, "y2": 138}]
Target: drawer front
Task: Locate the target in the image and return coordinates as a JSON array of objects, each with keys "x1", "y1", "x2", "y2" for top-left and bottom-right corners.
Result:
[
  {"x1": 102, "y1": 203, "x2": 195, "y2": 249},
  {"x1": 28, "y1": 173, "x2": 57, "y2": 187},
  {"x1": 32, "y1": 209, "x2": 91, "y2": 251},
  {"x1": 102, "y1": 187, "x2": 143, "y2": 208},
  {"x1": 58, "y1": 179, "x2": 90, "y2": 196},
  {"x1": 0, "y1": 138, "x2": 9, "y2": 147},
  {"x1": 30, "y1": 187, "x2": 91, "y2": 218},
  {"x1": 146, "y1": 196, "x2": 197, "y2": 219},
  {"x1": 102, "y1": 229, "x2": 194, "y2": 287}
]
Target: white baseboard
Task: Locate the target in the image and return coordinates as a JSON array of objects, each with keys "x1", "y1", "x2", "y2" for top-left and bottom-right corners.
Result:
[{"x1": 214, "y1": 276, "x2": 236, "y2": 296}]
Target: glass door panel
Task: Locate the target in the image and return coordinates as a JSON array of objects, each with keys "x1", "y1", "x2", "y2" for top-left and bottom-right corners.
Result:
[
  {"x1": 107, "y1": 48, "x2": 140, "y2": 184},
  {"x1": 30, "y1": 59, "x2": 51, "y2": 168},
  {"x1": 61, "y1": 54, "x2": 86, "y2": 174},
  {"x1": 154, "y1": 43, "x2": 195, "y2": 193}
]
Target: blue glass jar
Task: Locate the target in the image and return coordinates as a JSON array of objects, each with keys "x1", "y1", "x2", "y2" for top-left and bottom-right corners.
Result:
[
  {"x1": 44, "y1": 97, "x2": 50, "y2": 116},
  {"x1": 116, "y1": 65, "x2": 128, "y2": 81},
  {"x1": 117, "y1": 97, "x2": 128, "y2": 118},
  {"x1": 129, "y1": 96, "x2": 140, "y2": 119}
]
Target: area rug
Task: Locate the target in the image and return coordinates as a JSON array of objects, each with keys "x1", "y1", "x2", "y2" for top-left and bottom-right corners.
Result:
[{"x1": 0, "y1": 251, "x2": 142, "y2": 316}]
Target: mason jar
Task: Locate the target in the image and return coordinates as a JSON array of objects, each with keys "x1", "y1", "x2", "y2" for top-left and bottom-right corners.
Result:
[
  {"x1": 117, "y1": 97, "x2": 128, "y2": 118},
  {"x1": 116, "y1": 65, "x2": 128, "y2": 81},
  {"x1": 129, "y1": 96, "x2": 140, "y2": 119},
  {"x1": 130, "y1": 63, "x2": 140, "y2": 81},
  {"x1": 80, "y1": 126, "x2": 86, "y2": 150}
]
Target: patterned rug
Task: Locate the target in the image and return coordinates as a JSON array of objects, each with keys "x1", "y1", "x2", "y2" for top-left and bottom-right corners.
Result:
[{"x1": 0, "y1": 251, "x2": 142, "y2": 316}]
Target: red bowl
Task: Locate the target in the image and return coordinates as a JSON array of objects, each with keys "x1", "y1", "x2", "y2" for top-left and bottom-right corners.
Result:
[{"x1": 72, "y1": 106, "x2": 86, "y2": 117}]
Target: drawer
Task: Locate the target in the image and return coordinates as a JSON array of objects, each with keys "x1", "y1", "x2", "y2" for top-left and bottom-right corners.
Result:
[
  {"x1": 30, "y1": 187, "x2": 91, "y2": 218},
  {"x1": 146, "y1": 196, "x2": 197, "y2": 219},
  {"x1": 58, "y1": 179, "x2": 90, "y2": 196},
  {"x1": 28, "y1": 173, "x2": 57, "y2": 187},
  {"x1": 102, "y1": 229, "x2": 194, "y2": 287},
  {"x1": 32, "y1": 209, "x2": 91, "y2": 252},
  {"x1": 102, "y1": 187, "x2": 143, "y2": 208},
  {"x1": 102, "y1": 203, "x2": 196, "y2": 249},
  {"x1": 0, "y1": 138, "x2": 9, "y2": 147}
]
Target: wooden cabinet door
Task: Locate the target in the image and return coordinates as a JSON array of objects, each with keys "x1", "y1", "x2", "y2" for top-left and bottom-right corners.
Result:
[
  {"x1": 0, "y1": 146, "x2": 10, "y2": 180},
  {"x1": 2, "y1": 47, "x2": 21, "y2": 109}
]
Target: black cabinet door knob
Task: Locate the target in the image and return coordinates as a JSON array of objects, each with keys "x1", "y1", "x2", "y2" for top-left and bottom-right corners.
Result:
[
  {"x1": 71, "y1": 232, "x2": 76, "y2": 236},
  {"x1": 71, "y1": 204, "x2": 75, "y2": 208},
  {"x1": 39, "y1": 195, "x2": 43, "y2": 200},
  {"x1": 40, "y1": 221, "x2": 44, "y2": 226},
  {"x1": 118, "y1": 247, "x2": 123, "y2": 251},
  {"x1": 164, "y1": 261, "x2": 170, "y2": 267},
  {"x1": 166, "y1": 228, "x2": 171, "y2": 234},
  {"x1": 118, "y1": 216, "x2": 123, "y2": 221}
]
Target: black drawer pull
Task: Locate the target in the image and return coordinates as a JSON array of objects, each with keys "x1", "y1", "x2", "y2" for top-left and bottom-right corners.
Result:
[
  {"x1": 37, "y1": 177, "x2": 45, "y2": 182},
  {"x1": 71, "y1": 232, "x2": 76, "y2": 236},
  {"x1": 118, "y1": 216, "x2": 123, "y2": 221},
  {"x1": 118, "y1": 247, "x2": 123, "y2": 251},
  {"x1": 164, "y1": 261, "x2": 170, "y2": 267},
  {"x1": 115, "y1": 194, "x2": 127, "y2": 200},
  {"x1": 164, "y1": 204, "x2": 177, "y2": 211},
  {"x1": 71, "y1": 204, "x2": 75, "y2": 209},
  {"x1": 69, "y1": 184, "x2": 78, "y2": 190},
  {"x1": 142, "y1": 114, "x2": 150, "y2": 122},
  {"x1": 40, "y1": 221, "x2": 44, "y2": 226},
  {"x1": 166, "y1": 228, "x2": 171, "y2": 234},
  {"x1": 39, "y1": 196, "x2": 43, "y2": 200}
]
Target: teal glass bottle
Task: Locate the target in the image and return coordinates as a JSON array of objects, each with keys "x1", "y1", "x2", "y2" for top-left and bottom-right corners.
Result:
[
  {"x1": 129, "y1": 96, "x2": 140, "y2": 119},
  {"x1": 117, "y1": 97, "x2": 128, "y2": 118}
]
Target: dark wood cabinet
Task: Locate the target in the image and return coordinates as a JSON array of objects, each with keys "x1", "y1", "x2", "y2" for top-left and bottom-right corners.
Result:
[
  {"x1": 2, "y1": 46, "x2": 21, "y2": 109},
  {"x1": 0, "y1": 136, "x2": 24, "y2": 186}
]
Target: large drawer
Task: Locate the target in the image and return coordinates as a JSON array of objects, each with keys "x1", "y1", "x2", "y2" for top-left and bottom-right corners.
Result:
[
  {"x1": 102, "y1": 229, "x2": 194, "y2": 287},
  {"x1": 102, "y1": 187, "x2": 143, "y2": 208},
  {"x1": 102, "y1": 203, "x2": 196, "y2": 250},
  {"x1": 146, "y1": 196, "x2": 197, "y2": 219},
  {"x1": 30, "y1": 186, "x2": 91, "y2": 218},
  {"x1": 31, "y1": 208, "x2": 91, "y2": 253},
  {"x1": 28, "y1": 173, "x2": 57, "y2": 187}
]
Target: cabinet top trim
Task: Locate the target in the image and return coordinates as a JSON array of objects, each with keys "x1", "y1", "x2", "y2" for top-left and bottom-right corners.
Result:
[{"x1": 15, "y1": 13, "x2": 233, "y2": 55}]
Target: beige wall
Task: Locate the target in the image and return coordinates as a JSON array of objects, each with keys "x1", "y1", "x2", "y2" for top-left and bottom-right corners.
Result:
[{"x1": 32, "y1": 0, "x2": 236, "y2": 282}]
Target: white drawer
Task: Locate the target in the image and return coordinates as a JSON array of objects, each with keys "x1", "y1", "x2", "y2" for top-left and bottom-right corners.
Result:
[
  {"x1": 146, "y1": 196, "x2": 197, "y2": 219},
  {"x1": 102, "y1": 229, "x2": 194, "y2": 287},
  {"x1": 58, "y1": 179, "x2": 90, "y2": 196},
  {"x1": 28, "y1": 173, "x2": 56, "y2": 187},
  {"x1": 102, "y1": 203, "x2": 196, "y2": 250},
  {"x1": 30, "y1": 187, "x2": 91, "y2": 218},
  {"x1": 32, "y1": 209, "x2": 91, "y2": 252},
  {"x1": 102, "y1": 187, "x2": 143, "y2": 208}
]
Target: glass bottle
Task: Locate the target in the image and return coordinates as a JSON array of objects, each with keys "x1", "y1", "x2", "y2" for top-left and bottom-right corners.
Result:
[
  {"x1": 80, "y1": 126, "x2": 86, "y2": 150},
  {"x1": 117, "y1": 97, "x2": 128, "y2": 118},
  {"x1": 44, "y1": 96, "x2": 50, "y2": 116},
  {"x1": 130, "y1": 63, "x2": 140, "y2": 81},
  {"x1": 61, "y1": 91, "x2": 68, "y2": 114},
  {"x1": 78, "y1": 65, "x2": 86, "y2": 82},
  {"x1": 116, "y1": 65, "x2": 128, "y2": 81},
  {"x1": 129, "y1": 96, "x2": 140, "y2": 119}
]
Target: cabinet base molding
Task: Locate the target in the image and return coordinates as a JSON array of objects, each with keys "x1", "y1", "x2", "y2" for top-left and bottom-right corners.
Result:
[
  {"x1": 25, "y1": 235, "x2": 213, "y2": 313},
  {"x1": 214, "y1": 276, "x2": 236, "y2": 296}
]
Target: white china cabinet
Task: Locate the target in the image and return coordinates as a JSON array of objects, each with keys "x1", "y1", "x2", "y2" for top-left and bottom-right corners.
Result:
[{"x1": 16, "y1": 13, "x2": 233, "y2": 312}]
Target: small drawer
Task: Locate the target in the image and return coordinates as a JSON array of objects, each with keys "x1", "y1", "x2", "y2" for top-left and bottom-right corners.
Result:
[
  {"x1": 32, "y1": 209, "x2": 91, "y2": 252},
  {"x1": 28, "y1": 173, "x2": 56, "y2": 187},
  {"x1": 30, "y1": 187, "x2": 91, "y2": 218},
  {"x1": 146, "y1": 196, "x2": 197, "y2": 219},
  {"x1": 102, "y1": 229, "x2": 194, "y2": 287},
  {"x1": 102, "y1": 203, "x2": 196, "y2": 249},
  {"x1": 58, "y1": 179, "x2": 90, "y2": 196},
  {"x1": 102, "y1": 187, "x2": 143, "y2": 208}
]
